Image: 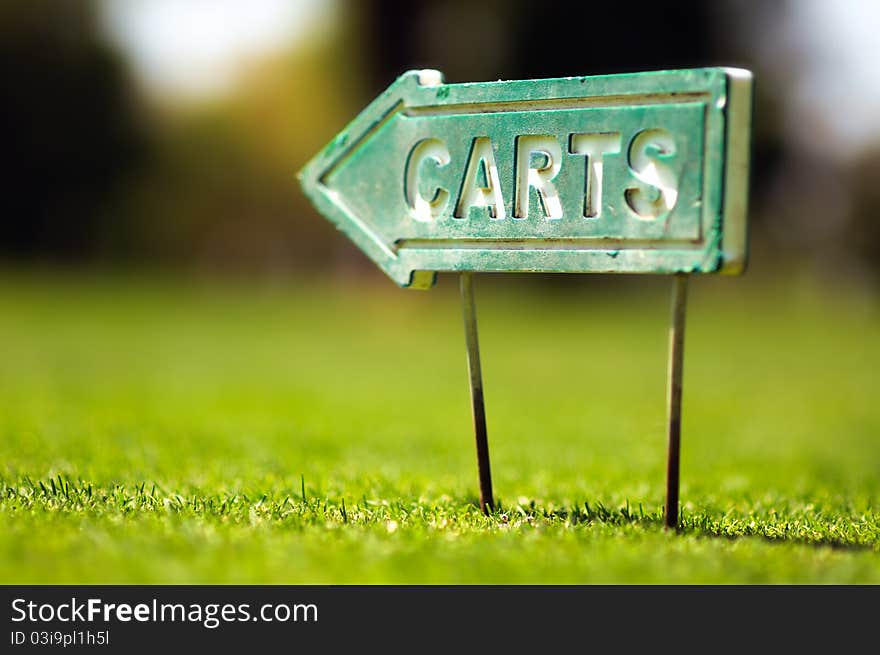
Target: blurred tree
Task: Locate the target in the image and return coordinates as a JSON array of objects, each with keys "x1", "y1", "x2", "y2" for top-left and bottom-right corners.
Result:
[
  {"x1": 361, "y1": 0, "x2": 716, "y2": 89},
  {"x1": 0, "y1": 0, "x2": 149, "y2": 259},
  {"x1": 846, "y1": 149, "x2": 880, "y2": 283},
  {"x1": 107, "y1": 13, "x2": 368, "y2": 274}
]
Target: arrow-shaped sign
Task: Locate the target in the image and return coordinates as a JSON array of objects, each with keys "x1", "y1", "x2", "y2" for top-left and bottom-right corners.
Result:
[
  {"x1": 298, "y1": 67, "x2": 754, "y2": 527},
  {"x1": 299, "y1": 68, "x2": 752, "y2": 288}
]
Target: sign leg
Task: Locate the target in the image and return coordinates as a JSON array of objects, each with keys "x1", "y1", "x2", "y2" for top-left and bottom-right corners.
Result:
[
  {"x1": 665, "y1": 273, "x2": 689, "y2": 529},
  {"x1": 460, "y1": 272, "x2": 495, "y2": 515}
]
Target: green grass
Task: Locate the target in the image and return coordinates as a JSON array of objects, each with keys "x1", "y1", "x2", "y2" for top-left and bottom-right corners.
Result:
[{"x1": 0, "y1": 269, "x2": 878, "y2": 583}]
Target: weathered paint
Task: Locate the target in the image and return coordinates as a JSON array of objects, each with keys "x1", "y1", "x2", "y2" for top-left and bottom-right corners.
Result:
[{"x1": 298, "y1": 68, "x2": 752, "y2": 289}]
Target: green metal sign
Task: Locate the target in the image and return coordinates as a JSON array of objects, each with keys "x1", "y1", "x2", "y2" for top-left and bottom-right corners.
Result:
[{"x1": 299, "y1": 67, "x2": 752, "y2": 289}]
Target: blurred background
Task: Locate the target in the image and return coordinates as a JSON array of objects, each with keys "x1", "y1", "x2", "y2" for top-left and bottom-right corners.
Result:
[{"x1": 2, "y1": 0, "x2": 879, "y2": 286}]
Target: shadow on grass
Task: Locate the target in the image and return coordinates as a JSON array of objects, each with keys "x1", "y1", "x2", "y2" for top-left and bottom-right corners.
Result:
[
  {"x1": 483, "y1": 498, "x2": 878, "y2": 553},
  {"x1": 677, "y1": 516, "x2": 878, "y2": 553}
]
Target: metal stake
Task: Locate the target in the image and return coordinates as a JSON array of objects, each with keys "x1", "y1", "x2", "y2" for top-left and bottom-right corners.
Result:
[
  {"x1": 665, "y1": 273, "x2": 689, "y2": 529},
  {"x1": 460, "y1": 272, "x2": 495, "y2": 515}
]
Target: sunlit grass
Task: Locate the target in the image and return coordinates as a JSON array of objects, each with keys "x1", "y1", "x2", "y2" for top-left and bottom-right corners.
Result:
[{"x1": 0, "y1": 269, "x2": 877, "y2": 583}]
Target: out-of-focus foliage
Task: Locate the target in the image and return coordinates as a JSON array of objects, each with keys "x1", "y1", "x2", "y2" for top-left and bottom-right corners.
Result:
[
  {"x1": 846, "y1": 150, "x2": 880, "y2": 282},
  {"x1": 108, "y1": 37, "x2": 366, "y2": 272},
  {"x1": 0, "y1": 0, "x2": 148, "y2": 259}
]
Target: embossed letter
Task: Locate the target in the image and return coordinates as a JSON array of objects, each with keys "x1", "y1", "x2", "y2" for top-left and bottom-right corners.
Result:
[
  {"x1": 454, "y1": 137, "x2": 506, "y2": 220},
  {"x1": 569, "y1": 132, "x2": 620, "y2": 219},
  {"x1": 625, "y1": 129, "x2": 678, "y2": 219},
  {"x1": 404, "y1": 138, "x2": 450, "y2": 222},
  {"x1": 514, "y1": 135, "x2": 563, "y2": 220}
]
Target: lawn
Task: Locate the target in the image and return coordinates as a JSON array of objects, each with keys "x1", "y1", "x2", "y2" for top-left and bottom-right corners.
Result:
[{"x1": 0, "y1": 268, "x2": 878, "y2": 583}]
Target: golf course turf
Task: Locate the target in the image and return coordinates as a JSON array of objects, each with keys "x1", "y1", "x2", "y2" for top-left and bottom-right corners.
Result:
[{"x1": 1, "y1": 270, "x2": 878, "y2": 583}]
